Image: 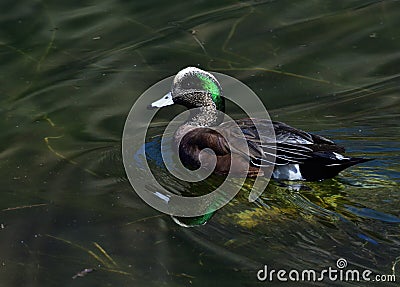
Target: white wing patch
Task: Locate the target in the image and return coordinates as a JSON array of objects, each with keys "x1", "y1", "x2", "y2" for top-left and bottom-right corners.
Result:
[
  {"x1": 272, "y1": 164, "x2": 304, "y2": 180},
  {"x1": 333, "y1": 152, "x2": 349, "y2": 160}
]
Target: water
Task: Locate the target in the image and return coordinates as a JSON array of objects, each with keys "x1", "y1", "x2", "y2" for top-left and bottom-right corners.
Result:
[{"x1": 1, "y1": 0, "x2": 400, "y2": 286}]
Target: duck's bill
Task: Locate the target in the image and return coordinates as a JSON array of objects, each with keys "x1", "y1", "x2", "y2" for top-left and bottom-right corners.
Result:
[{"x1": 148, "y1": 92, "x2": 174, "y2": 109}]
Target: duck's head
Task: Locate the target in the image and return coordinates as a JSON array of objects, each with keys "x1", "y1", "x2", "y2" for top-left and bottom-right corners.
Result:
[{"x1": 149, "y1": 67, "x2": 225, "y2": 112}]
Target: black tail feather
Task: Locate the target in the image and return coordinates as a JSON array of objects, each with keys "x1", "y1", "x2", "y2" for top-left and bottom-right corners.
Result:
[{"x1": 299, "y1": 156, "x2": 373, "y2": 181}]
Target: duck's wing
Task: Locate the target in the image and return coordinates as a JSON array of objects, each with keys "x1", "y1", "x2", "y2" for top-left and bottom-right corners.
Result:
[{"x1": 228, "y1": 119, "x2": 345, "y2": 167}]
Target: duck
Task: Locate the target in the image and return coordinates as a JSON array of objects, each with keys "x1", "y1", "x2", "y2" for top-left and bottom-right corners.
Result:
[{"x1": 148, "y1": 67, "x2": 371, "y2": 181}]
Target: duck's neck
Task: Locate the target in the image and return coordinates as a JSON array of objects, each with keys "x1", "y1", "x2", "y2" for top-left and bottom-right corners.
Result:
[{"x1": 187, "y1": 104, "x2": 219, "y2": 127}]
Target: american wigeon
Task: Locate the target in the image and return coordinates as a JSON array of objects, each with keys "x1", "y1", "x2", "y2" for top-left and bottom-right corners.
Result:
[{"x1": 149, "y1": 67, "x2": 371, "y2": 181}]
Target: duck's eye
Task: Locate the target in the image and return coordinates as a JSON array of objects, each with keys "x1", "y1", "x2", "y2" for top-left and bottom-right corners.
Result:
[{"x1": 165, "y1": 96, "x2": 169, "y2": 99}]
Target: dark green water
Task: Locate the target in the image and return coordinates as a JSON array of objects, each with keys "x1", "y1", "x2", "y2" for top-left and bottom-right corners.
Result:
[{"x1": 1, "y1": 0, "x2": 400, "y2": 286}]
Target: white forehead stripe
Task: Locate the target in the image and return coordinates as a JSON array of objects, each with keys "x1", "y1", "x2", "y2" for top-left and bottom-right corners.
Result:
[{"x1": 173, "y1": 66, "x2": 218, "y2": 86}]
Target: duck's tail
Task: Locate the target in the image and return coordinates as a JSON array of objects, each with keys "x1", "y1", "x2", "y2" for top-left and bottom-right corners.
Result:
[{"x1": 298, "y1": 152, "x2": 373, "y2": 181}]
